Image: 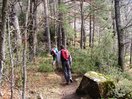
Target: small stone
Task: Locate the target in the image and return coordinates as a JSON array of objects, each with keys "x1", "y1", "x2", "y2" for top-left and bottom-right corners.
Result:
[
  {"x1": 0, "y1": 92, "x2": 3, "y2": 97},
  {"x1": 37, "y1": 93, "x2": 43, "y2": 99}
]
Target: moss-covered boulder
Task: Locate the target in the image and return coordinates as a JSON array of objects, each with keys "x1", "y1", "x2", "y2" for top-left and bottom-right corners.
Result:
[{"x1": 76, "y1": 71, "x2": 115, "y2": 99}]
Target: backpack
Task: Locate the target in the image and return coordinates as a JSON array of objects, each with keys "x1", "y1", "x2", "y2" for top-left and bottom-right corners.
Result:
[
  {"x1": 51, "y1": 48, "x2": 58, "y2": 56},
  {"x1": 61, "y1": 49, "x2": 69, "y2": 61}
]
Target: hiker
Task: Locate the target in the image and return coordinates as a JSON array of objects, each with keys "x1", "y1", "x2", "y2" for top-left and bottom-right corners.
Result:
[
  {"x1": 56, "y1": 51, "x2": 61, "y2": 68},
  {"x1": 51, "y1": 45, "x2": 58, "y2": 67},
  {"x1": 60, "y1": 45, "x2": 73, "y2": 85}
]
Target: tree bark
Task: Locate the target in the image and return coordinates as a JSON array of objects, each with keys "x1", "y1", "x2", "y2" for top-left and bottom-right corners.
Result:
[
  {"x1": 22, "y1": 0, "x2": 30, "y2": 98},
  {"x1": 80, "y1": 0, "x2": 84, "y2": 49},
  {"x1": 89, "y1": 14, "x2": 92, "y2": 48},
  {"x1": 28, "y1": 0, "x2": 34, "y2": 61},
  {"x1": 58, "y1": 0, "x2": 66, "y2": 48},
  {"x1": 114, "y1": 0, "x2": 125, "y2": 71},
  {"x1": 43, "y1": 0, "x2": 51, "y2": 53},
  {"x1": 111, "y1": 0, "x2": 116, "y2": 36},
  {"x1": 89, "y1": 1, "x2": 92, "y2": 48},
  {"x1": 130, "y1": 39, "x2": 132, "y2": 65},
  {"x1": 10, "y1": 3, "x2": 22, "y2": 65},
  {"x1": 61, "y1": 24, "x2": 66, "y2": 48},
  {"x1": 28, "y1": 0, "x2": 38, "y2": 61},
  {"x1": 33, "y1": 0, "x2": 38, "y2": 62},
  {"x1": 10, "y1": 4, "x2": 22, "y2": 46},
  {"x1": 0, "y1": 0, "x2": 8, "y2": 96},
  {"x1": 74, "y1": 0, "x2": 77, "y2": 39},
  {"x1": 92, "y1": 13, "x2": 95, "y2": 48},
  {"x1": 61, "y1": 2, "x2": 66, "y2": 48},
  {"x1": 83, "y1": 28, "x2": 86, "y2": 49},
  {"x1": 53, "y1": 0, "x2": 58, "y2": 46},
  {"x1": 74, "y1": 13, "x2": 77, "y2": 46},
  {"x1": 57, "y1": 0, "x2": 62, "y2": 49},
  {"x1": 7, "y1": 16, "x2": 14, "y2": 99}
]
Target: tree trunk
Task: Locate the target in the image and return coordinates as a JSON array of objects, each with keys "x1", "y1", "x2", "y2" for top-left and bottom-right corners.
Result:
[
  {"x1": 83, "y1": 28, "x2": 86, "y2": 49},
  {"x1": 123, "y1": 3, "x2": 129, "y2": 57},
  {"x1": 74, "y1": 0, "x2": 77, "y2": 39},
  {"x1": 10, "y1": 5, "x2": 22, "y2": 46},
  {"x1": 43, "y1": 0, "x2": 51, "y2": 53},
  {"x1": 53, "y1": 0, "x2": 57, "y2": 46},
  {"x1": 7, "y1": 16, "x2": 14, "y2": 99},
  {"x1": 22, "y1": 0, "x2": 30, "y2": 98},
  {"x1": 57, "y1": 24, "x2": 62, "y2": 50},
  {"x1": 80, "y1": 0, "x2": 84, "y2": 49},
  {"x1": 28, "y1": 0, "x2": 34, "y2": 61},
  {"x1": 61, "y1": 24, "x2": 66, "y2": 48},
  {"x1": 74, "y1": 13, "x2": 77, "y2": 46},
  {"x1": 57, "y1": 0, "x2": 62, "y2": 49},
  {"x1": 89, "y1": 2, "x2": 92, "y2": 48},
  {"x1": 0, "y1": 0, "x2": 8, "y2": 96},
  {"x1": 28, "y1": 0, "x2": 38, "y2": 61},
  {"x1": 33, "y1": 0, "x2": 38, "y2": 62},
  {"x1": 10, "y1": 4, "x2": 22, "y2": 65},
  {"x1": 57, "y1": 0, "x2": 66, "y2": 48},
  {"x1": 72, "y1": 0, "x2": 77, "y2": 46},
  {"x1": 92, "y1": 13, "x2": 95, "y2": 48},
  {"x1": 130, "y1": 39, "x2": 132, "y2": 65},
  {"x1": 114, "y1": 0, "x2": 125, "y2": 71},
  {"x1": 111, "y1": 0, "x2": 116, "y2": 36}
]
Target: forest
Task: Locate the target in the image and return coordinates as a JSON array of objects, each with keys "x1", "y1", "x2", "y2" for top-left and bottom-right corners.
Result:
[{"x1": 0, "y1": 0, "x2": 132, "y2": 99}]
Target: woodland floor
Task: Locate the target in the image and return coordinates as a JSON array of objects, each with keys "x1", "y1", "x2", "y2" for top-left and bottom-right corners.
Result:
[
  {"x1": 1, "y1": 61, "x2": 132, "y2": 99},
  {"x1": 1, "y1": 67, "x2": 82, "y2": 99}
]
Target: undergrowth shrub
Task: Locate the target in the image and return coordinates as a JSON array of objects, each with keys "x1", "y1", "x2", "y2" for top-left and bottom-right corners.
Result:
[
  {"x1": 69, "y1": 32, "x2": 118, "y2": 74},
  {"x1": 100, "y1": 66, "x2": 132, "y2": 98},
  {"x1": 112, "y1": 79, "x2": 132, "y2": 99},
  {"x1": 70, "y1": 48, "x2": 98, "y2": 74},
  {"x1": 38, "y1": 59, "x2": 53, "y2": 72},
  {"x1": 91, "y1": 32, "x2": 118, "y2": 67},
  {"x1": 101, "y1": 66, "x2": 124, "y2": 82}
]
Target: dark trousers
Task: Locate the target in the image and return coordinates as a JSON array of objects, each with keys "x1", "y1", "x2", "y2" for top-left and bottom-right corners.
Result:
[{"x1": 62, "y1": 60, "x2": 71, "y2": 83}]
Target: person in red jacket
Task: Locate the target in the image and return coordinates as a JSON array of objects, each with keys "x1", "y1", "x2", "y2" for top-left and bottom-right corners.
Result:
[{"x1": 60, "y1": 45, "x2": 73, "y2": 85}]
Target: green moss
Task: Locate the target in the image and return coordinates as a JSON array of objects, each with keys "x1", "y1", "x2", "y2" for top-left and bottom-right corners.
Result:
[
  {"x1": 99, "y1": 81, "x2": 115, "y2": 97},
  {"x1": 85, "y1": 71, "x2": 112, "y2": 83}
]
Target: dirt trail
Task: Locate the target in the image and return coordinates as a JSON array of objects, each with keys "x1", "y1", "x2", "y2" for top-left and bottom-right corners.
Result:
[
  {"x1": 27, "y1": 71, "x2": 81, "y2": 99},
  {"x1": 1, "y1": 70, "x2": 82, "y2": 99}
]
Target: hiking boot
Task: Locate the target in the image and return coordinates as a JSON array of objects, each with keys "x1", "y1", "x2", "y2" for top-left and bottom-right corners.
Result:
[{"x1": 70, "y1": 79, "x2": 73, "y2": 83}]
